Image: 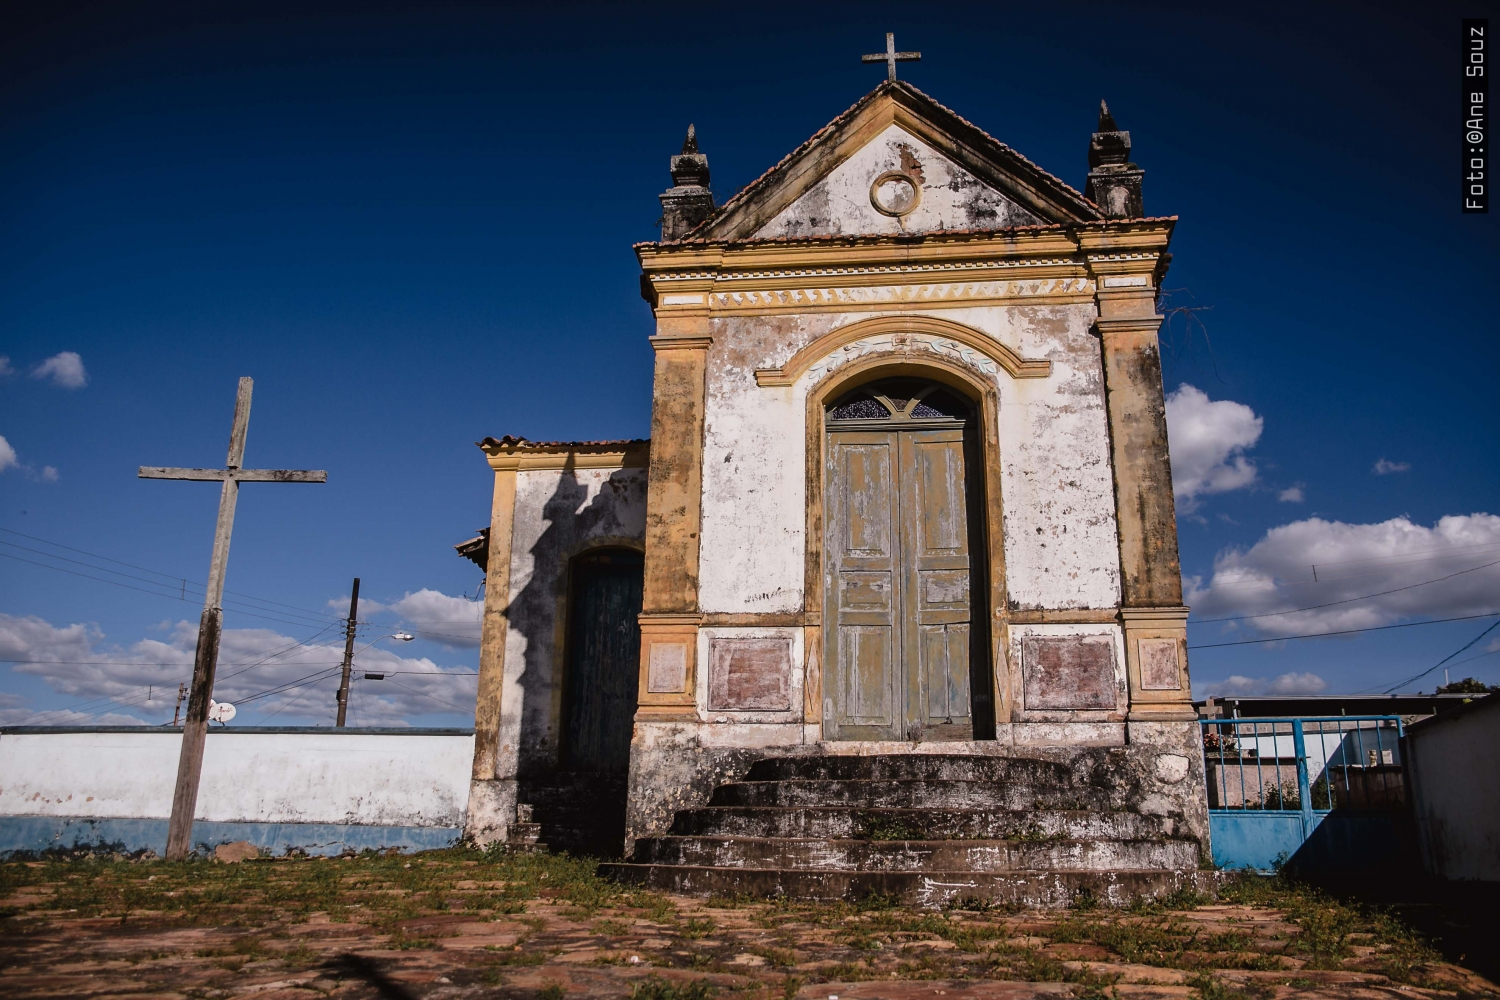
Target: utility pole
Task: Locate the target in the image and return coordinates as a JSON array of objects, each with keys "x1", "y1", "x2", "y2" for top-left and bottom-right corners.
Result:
[
  {"x1": 335, "y1": 578, "x2": 360, "y2": 727},
  {"x1": 140, "y1": 377, "x2": 326, "y2": 861}
]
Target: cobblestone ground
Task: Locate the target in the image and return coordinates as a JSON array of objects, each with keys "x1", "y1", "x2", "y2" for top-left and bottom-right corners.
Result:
[{"x1": 1, "y1": 848, "x2": 1495, "y2": 1000}]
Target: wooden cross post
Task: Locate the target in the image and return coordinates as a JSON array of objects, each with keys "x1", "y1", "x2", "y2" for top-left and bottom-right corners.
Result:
[
  {"x1": 140, "y1": 377, "x2": 326, "y2": 860},
  {"x1": 861, "y1": 32, "x2": 920, "y2": 81}
]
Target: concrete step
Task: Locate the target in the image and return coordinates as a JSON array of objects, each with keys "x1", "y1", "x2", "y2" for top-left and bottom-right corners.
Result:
[
  {"x1": 669, "y1": 806, "x2": 1173, "y2": 842},
  {"x1": 709, "y1": 778, "x2": 1123, "y2": 811},
  {"x1": 745, "y1": 753, "x2": 1107, "y2": 784},
  {"x1": 599, "y1": 862, "x2": 1221, "y2": 908},
  {"x1": 631, "y1": 835, "x2": 1200, "y2": 872}
]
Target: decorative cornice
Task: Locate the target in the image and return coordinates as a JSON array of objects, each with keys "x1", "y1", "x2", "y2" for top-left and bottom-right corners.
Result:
[
  {"x1": 480, "y1": 438, "x2": 650, "y2": 472},
  {"x1": 649, "y1": 335, "x2": 714, "y2": 351},
  {"x1": 710, "y1": 277, "x2": 1093, "y2": 315},
  {"x1": 755, "y1": 314, "x2": 1049, "y2": 387}
]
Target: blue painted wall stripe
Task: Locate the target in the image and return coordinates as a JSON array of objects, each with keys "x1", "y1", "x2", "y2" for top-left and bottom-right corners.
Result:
[{"x1": 0, "y1": 816, "x2": 461, "y2": 858}]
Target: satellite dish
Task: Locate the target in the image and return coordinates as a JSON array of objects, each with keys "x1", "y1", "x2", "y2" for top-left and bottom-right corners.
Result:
[{"x1": 207, "y1": 700, "x2": 237, "y2": 723}]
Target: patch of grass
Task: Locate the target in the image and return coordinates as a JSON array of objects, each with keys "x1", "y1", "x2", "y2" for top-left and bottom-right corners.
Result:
[
  {"x1": 387, "y1": 933, "x2": 440, "y2": 950},
  {"x1": 678, "y1": 916, "x2": 717, "y2": 939},
  {"x1": 279, "y1": 943, "x2": 320, "y2": 969},
  {"x1": 538, "y1": 983, "x2": 567, "y2": 1000},
  {"x1": 1187, "y1": 972, "x2": 1255, "y2": 1000},
  {"x1": 752, "y1": 945, "x2": 797, "y2": 968},
  {"x1": 861, "y1": 814, "x2": 921, "y2": 841},
  {"x1": 628, "y1": 974, "x2": 717, "y2": 1000},
  {"x1": 485, "y1": 947, "x2": 553, "y2": 966},
  {"x1": 594, "y1": 918, "x2": 630, "y2": 936}
]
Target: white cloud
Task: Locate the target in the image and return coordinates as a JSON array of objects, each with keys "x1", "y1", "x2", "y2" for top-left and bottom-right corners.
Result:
[
  {"x1": 335, "y1": 588, "x2": 484, "y2": 649},
  {"x1": 38, "y1": 466, "x2": 58, "y2": 482},
  {"x1": 1186, "y1": 513, "x2": 1500, "y2": 636},
  {"x1": 0, "y1": 613, "x2": 476, "y2": 727},
  {"x1": 1200, "y1": 672, "x2": 1328, "y2": 698},
  {"x1": 1278, "y1": 485, "x2": 1305, "y2": 503},
  {"x1": 1373, "y1": 458, "x2": 1411, "y2": 475},
  {"x1": 0, "y1": 435, "x2": 16, "y2": 474},
  {"x1": 0, "y1": 356, "x2": 13, "y2": 377},
  {"x1": 1164, "y1": 384, "x2": 1263, "y2": 511},
  {"x1": 31, "y1": 351, "x2": 88, "y2": 389}
]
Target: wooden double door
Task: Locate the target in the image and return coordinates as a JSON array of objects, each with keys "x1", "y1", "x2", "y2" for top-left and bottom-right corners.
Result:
[{"x1": 823, "y1": 383, "x2": 989, "y2": 741}]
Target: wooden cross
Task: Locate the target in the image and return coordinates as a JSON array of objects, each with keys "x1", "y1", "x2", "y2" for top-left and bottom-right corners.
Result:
[
  {"x1": 861, "y1": 32, "x2": 920, "y2": 82},
  {"x1": 140, "y1": 377, "x2": 326, "y2": 860}
]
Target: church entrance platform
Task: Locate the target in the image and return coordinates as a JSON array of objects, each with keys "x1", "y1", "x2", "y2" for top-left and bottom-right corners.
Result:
[{"x1": 603, "y1": 735, "x2": 1214, "y2": 908}]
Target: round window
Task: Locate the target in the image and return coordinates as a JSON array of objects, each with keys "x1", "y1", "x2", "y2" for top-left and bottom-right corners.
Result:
[{"x1": 870, "y1": 171, "x2": 920, "y2": 217}]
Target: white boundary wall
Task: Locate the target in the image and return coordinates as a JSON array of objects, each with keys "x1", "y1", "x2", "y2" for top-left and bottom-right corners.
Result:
[{"x1": 0, "y1": 728, "x2": 473, "y2": 828}]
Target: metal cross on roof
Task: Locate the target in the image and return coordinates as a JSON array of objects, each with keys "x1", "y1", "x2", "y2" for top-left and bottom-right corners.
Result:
[{"x1": 861, "y1": 32, "x2": 920, "y2": 81}]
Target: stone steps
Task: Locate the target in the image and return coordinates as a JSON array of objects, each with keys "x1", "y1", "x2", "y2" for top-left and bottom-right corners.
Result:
[
  {"x1": 631, "y1": 835, "x2": 1199, "y2": 872},
  {"x1": 709, "y1": 778, "x2": 1124, "y2": 811},
  {"x1": 744, "y1": 754, "x2": 1100, "y2": 783},
  {"x1": 521, "y1": 771, "x2": 629, "y2": 859},
  {"x1": 600, "y1": 862, "x2": 1220, "y2": 909},
  {"x1": 605, "y1": 752, "x2": 1208, "y2": 906},
  {"x1": 669, "y1": 806, "x2": 1173, "y2": 841}
]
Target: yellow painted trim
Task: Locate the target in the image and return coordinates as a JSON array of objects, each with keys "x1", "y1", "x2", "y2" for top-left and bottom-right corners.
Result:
[
  {"x1": 755, "y1": 315, "x2": 1050, "y2": 387},
  {"x1": 482, "y1": 442, "x2": 650, "y2": 472}
]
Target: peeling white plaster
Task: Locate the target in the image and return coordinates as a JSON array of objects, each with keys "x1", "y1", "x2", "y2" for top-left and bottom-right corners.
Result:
[
  {"x1": 755, "y1": 125, "x2": 1043, "y2": 239},
  {"x1": 498, "y1": 466, "x2": 647, "y2": 779},
  {"x1": 696, "y1": 303, "x2": 1121, "y2": 617}
]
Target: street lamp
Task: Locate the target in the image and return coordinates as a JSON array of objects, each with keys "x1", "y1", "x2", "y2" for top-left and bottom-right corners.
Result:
[{"x1": 336, "y1": 631, "x2": 417, "y2": 727}]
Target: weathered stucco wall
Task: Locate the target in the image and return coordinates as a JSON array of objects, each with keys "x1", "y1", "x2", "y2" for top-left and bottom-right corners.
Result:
[
  {"x1": 696, "y1": 301, "x2": 1121, "y2": 618},
  {"x1": 0, "y1": 729, "x2": 473, "y2": 826},
  {"x1": 1406, "y1": 696, "x2": 1500, "y2": 881},
  {"x1": 498, "y1": 465, "x2": 647, "y2": 779},
  {"x1": 755, "y1": 124, "x2": 1043, "y2": 238}
]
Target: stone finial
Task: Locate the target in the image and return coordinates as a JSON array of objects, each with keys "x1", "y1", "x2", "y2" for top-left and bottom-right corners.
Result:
[
  {"x1": 1085, "y1": 100, "x2": 1145, "y2": 219},
  {"x1": 660, "y1": 124, "x2": 715, "y2": 240}
]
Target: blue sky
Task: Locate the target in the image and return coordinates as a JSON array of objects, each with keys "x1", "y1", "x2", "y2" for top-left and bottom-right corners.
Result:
[{"x1": 2, "y1": 1, "x2": 1496, "y2": 727}]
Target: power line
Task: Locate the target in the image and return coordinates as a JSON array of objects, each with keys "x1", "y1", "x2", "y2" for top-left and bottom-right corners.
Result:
[
  {"x1": 0, "y1": 527, "x2": 340, "y2": 620},
  {"x1": 1187, "y1": 611, "x2": 1500, "y2": 649},
  {"x1": 0, "y1": 551, "x2": 335, "y2": 631},
  {"x1": 1196, "y1": 541, "x2": 1500, "y2": 593},
  {"x1": 1379, "y1": 619, "x2": 1500, "y2": 694},
  {"x1": 1190, "y1": 558, "x2": 1500, "y2": 624}
]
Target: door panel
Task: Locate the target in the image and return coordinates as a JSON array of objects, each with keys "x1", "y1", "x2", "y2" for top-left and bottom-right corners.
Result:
[
  {"x1": 841, "y1": 625, "x2": 896, "y2": 726},
  {"x1": 826, "y1": 422, "x2": 978, "y2": 741},
  {"x1": 901, "y1": 430, "x2": 974, "y2": 739},
  {"x1": 564, "y1": 552, "x2": 644, "y2": 772},
  {"x1": 826, "y1": 432, "x2": 901, "y2": 739}
]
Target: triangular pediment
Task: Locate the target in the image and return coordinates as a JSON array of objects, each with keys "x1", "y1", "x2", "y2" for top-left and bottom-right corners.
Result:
[{"x1": 690, "y1": 81, "x2": 1101, "y2": 242}]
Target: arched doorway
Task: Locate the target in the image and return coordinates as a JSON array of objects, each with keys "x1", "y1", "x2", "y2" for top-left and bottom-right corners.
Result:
[
  {"x1": 562, "y1": 548, "x2": 644, "y2": 772},
  {"x1": 822, "y1": 377, "x2": 992, "y2": 741}
]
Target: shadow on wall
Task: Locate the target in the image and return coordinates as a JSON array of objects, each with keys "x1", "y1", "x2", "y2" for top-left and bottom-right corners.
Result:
[{"x1": 503, "y1": 460, "x2": 645, "y2": 858}]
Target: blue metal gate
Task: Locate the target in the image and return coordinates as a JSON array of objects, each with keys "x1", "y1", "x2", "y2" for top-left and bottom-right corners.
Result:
[{"x1": 1201, "y1": 716, "x2": 1413, "y2": 871}]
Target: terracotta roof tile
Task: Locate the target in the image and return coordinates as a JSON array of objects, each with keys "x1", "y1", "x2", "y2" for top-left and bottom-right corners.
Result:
[{"x1": 476, "y1": 436, "x2": 648, "y2": 451}]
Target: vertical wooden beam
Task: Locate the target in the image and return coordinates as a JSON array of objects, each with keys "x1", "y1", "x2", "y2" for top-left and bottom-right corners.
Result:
[{"x1": 164, "y1": 377, "x2": 251, "y2": 861}]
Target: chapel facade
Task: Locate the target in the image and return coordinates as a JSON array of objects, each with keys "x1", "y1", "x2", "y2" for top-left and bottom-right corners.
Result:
[{"x1": 462, "y1": 80, "x2": 1211, "y2": 900}]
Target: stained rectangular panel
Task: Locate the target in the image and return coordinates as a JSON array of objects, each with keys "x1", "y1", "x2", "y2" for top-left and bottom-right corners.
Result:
[{"x1": 1022, "y1": 635, "x2": 1118, "y2": 711}]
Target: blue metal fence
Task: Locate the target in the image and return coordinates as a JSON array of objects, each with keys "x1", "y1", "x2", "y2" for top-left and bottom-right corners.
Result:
[{"x1": 1200, "y1": 716, "x2": 1411, "y2": 871}]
